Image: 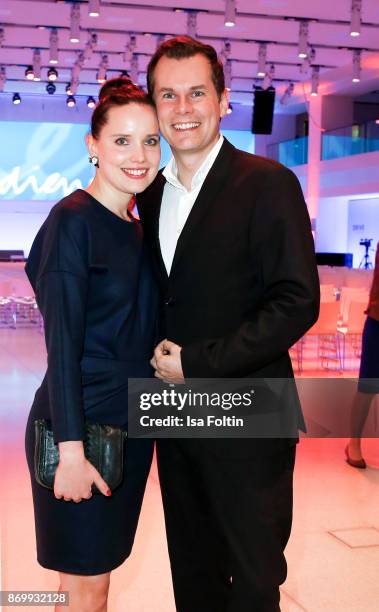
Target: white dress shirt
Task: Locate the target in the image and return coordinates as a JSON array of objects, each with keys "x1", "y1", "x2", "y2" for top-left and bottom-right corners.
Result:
[{"x1": 159, "y1": 135, "x2": 224, "y2": 274}]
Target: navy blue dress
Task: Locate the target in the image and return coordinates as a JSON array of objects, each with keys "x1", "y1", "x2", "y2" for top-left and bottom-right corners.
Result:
[{"x1": 24, "y1": 189, "x2": 158, "y2": 575}]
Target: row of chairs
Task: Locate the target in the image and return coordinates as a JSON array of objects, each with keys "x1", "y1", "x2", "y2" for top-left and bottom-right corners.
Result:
[
  {"x1": 293, "y1": 298, "x2": 367, "y2": 372},
  {"x1": 0, "y1": 275, "x2": 369, "y2": 373},
  {"x1": 0, "y1": 280, "x2": 41, "y2": 329},
  {"x1": 320, "y1": 284, "x2": 369, "y2": 324},
  {"x1": 318, "y1": 265, "x2": 373, "y2": 290}
]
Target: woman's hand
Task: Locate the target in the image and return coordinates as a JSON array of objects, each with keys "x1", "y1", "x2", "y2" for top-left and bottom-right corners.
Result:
[{"x1": 54, "y1": 441, "x2": 112, "y2": 502}]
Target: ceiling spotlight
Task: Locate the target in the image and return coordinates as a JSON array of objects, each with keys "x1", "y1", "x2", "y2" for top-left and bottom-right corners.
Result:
[
  {"x1": 47, "y1": 67, "x2": 58, "y2": 82},
  {"x1": 309, "y1": 47, "x2": 316, "y2": 63},
  {"x1": 130, "y1": 54, "x2": 139, "y2": 84},
  {"x1": 88, "y1": 0, "x2": 100, "y2": 17},
  {"x1": 72, "y1": 52, "x2": 84, "y2": 84},
  {"x1": 280, "y1": 82, "x2": 294, "y2": 105},
  {"x1": 224, "y1": 0, "x2": 236, "y2": 27},
  {"x1": 298, "y1": 21, "x2": 309, "y2": 59},
  {"x1": 124, "y1": 33, "x2": 137, "y2": 62},
  {"x1": 97, "y1": 54, "x2": 108, "y2": 83},
  {"x1": 46, "y1": 82, "x2": 56, "y2": 95},
  {"x1": 49, "y1": 28, "x2": 59, "y2": 64},
  {"x1": 87, "y1": 96, "x2": 96, "y2": 108},
  {"x1": 70, "y1": 3, "x2": 80, "y2": 43},
  {"x1": 263, "y1": 63, "x2": 275, "y2": 89},
  {"x1": 84, "y1": 32, "x2": 97, "y2": 60},
  {"x1": 12, "y1": 93, "x2": 21, "y2": 105},
  {"x1": 350, "y1": 0, "x2": 361, "y2": 37},
  {"x1": 187, "y1": 12, "x2": 197, "y2": 38},
  {"x1": 352, "y1": 49, "x2": 361, "y2": 82},
  {"x1": 66, "y1": 95, "x2": 76, "y2": 108},
  {"x1": 224, "y1": 59, "x2": 232, "y2": 91},
  {"x1": 311, "y1": 66, "x2": 319, "y2": 96},
  {"x1": 70, "y1": 78, "x2": 79, "y2": 95},
  {"x1": 156, "y1": 34, "x2": 165, "y2": 51},
  {"x1": 66, "y1": 83, "x2": 73, "y2": 95},
  {"x1": 257, "y1": 43, "x2": 267, "y2": 78},
  {"x1": 220, "y1": 39, "x2": 231, "y2": 65},
  {"x1": 300, "y1": 47, "x2": 316, "y2": 75},
  {"x1": 226, "y1": 103, "x2": 233, "y2": 115},
  {"x1": 33, "y1": 49, "x2": 41, "y2": 81},
  {"x1": 25, "y1": 65, "x2": 34, "y2": 80},
  {"x1": 0, "y1": 66, "x2": 6, "y2": 92}
]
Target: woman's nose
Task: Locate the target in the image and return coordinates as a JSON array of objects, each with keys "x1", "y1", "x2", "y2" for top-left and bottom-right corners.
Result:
[{"x1": 129, "y1": 144, "x2": 146, "y2": 163}]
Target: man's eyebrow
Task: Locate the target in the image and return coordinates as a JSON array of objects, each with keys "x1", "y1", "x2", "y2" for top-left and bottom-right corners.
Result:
[{"x1": 157, "y1": 85, "x2": 207, "y2": 93}]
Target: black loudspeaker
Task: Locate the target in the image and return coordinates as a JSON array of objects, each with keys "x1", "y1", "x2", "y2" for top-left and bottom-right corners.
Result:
[
  {"x1": 316, "y1": 253, "x2": 353, "y2": 268},
  {"x1": 251, "y1": 87, "x2": 276, "y2": 135}
]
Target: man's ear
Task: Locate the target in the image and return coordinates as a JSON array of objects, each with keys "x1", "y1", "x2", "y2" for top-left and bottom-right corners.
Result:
[{"x1": 219, "y1": 88, "x2": 229, "y2": 119}]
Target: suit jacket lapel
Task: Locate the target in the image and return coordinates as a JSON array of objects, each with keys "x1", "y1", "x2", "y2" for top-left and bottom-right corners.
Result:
[
  {"x1": 169, "y1": 138, "x2": 236, "y2": 277},
  {"x1": 145, "y1": 171, "x2": 168, "y2": 282}
]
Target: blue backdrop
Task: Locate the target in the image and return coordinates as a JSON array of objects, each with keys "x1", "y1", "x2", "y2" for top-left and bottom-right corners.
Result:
[{"x1": 0, "y1": 121, "x2": 254, "y2": 201}]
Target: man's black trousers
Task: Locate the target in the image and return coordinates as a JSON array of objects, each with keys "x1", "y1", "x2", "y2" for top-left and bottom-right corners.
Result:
[{"x1": 157, "y1": 439, "x2": 296, "y2": 612}]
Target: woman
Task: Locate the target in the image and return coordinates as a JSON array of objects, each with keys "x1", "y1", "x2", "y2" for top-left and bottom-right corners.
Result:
[
  {"x1": 25, "y1": 81, "x2": 161, "y2": 611},
  {"x1": 346, "y1": 241, "x2": 379, "y2": 468}
]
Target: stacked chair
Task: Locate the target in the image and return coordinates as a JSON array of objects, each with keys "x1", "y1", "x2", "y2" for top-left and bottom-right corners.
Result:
[
  {"x1": 291, "y1": 266, "x2": 372, "y2": 372},
  {"x1": 337, "y1": 288, "x2": 368, "y2": 369},
  {"x1": 0, "y1": 274, "x2": 41, "y2": 330},
  {"x1": 0, "y1": 280, "x2": 14, "y2": 328}
]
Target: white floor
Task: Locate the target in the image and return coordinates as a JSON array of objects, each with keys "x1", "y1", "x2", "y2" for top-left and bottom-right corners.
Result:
[{"x1": 1, "y1": 327, "x2": 379, "y2": 612}]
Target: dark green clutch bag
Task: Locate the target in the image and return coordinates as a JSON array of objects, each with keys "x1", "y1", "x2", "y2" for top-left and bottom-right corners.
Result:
[{"x1": 34, "y1": 419, "x2": 127, "y2": 494}]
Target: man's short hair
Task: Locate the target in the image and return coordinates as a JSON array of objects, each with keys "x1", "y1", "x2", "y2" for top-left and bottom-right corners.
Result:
[{"x1": 147, "y1": 36, "x2": 225, "y2": 101}]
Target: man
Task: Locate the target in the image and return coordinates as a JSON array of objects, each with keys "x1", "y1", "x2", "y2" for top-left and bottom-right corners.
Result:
[{"x1": 138, "y1": 36, "x2": 319, "y2": 612}]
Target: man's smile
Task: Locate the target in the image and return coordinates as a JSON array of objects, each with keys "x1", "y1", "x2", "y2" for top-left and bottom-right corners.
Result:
[{"x1": 172, "y1": 122, "x2": 201, "y2": 131}]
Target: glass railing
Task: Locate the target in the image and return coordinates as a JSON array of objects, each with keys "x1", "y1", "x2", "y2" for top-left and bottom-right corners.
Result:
[
  {"x1": 266, "y1": 136, "x2": 308, "y2": 167},
  {"x1": 322, "y1": 120, "x2": 379, "y2": 160}
]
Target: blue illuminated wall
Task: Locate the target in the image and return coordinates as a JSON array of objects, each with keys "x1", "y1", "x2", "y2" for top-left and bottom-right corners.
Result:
[
  {"x1": 0, "y1": 120, "x2": 254, "y2": 254},
  {"x1": 0, "y1": 121, "x2": 93, "y2": 201},
  {"x1": 0, "y1": 121, "x2": 254, "y2": 202}
]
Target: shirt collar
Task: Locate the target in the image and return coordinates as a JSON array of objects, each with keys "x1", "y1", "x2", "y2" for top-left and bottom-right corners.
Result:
[{"x1": 163, "y1": 134, "x2": 224, "y2": 192}]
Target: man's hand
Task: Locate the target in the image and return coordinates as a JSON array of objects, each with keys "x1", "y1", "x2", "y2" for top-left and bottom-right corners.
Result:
[{"x1": 151, "y1": 339, "x2": 185, "y2": 383}]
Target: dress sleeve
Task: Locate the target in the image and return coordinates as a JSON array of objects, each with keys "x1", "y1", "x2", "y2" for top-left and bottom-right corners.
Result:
[{"x1": 32, "y1": 205, "x2": 90, "y2": 443}]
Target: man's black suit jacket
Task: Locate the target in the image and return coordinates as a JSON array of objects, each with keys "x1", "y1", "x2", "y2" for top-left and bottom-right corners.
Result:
[{"x1": 138, "y1": 138, "x2": 320, "y2": 453}]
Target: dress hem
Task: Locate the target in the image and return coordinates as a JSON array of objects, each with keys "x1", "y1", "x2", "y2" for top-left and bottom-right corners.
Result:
[{"x1": 36, "y1": 552, "x2": 131, "y2": 576}]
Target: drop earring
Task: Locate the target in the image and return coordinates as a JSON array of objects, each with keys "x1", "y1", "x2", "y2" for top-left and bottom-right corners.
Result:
[{"x1": 89, "y1": 155, "x2": 99, "y2": 167}]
